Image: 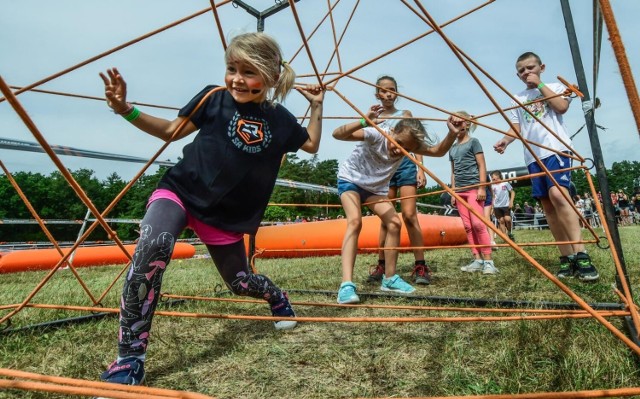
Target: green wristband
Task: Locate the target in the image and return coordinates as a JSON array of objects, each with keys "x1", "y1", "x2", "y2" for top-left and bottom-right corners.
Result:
[
  {"x1": 123, "y1": 107, "x2": 140, "y2": 122},
  {"x1": 359, "y1": 118, "x2": 368, "y2": 128},
  {"x1": 537, "y1": 82, "x2": 545, "y2": 90}
]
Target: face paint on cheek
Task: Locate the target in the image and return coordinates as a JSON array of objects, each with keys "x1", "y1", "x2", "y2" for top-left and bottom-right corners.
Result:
[{"x1": 249, "y1": 82, "x2": 263, "y2": 95}]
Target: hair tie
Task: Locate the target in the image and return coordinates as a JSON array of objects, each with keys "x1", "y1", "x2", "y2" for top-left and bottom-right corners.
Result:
[{"x1": 281, "y1": 60, "x2": 288, "y2": 66}]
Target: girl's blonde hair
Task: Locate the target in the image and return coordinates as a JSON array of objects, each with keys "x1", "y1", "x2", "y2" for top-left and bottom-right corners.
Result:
[
  {"x1": 224, "y1": 32, "x2": 296, "y2": 104},
  {"x1": 394, "y1": 118, "x2": 434, "y2": 146},
  {"x1": 454, "y1": 111, "x2": 477, "y2": 133}
]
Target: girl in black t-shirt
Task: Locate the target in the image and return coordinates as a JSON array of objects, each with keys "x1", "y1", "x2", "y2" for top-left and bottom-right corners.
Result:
[{"x1": 98, "y1": 32, "x2": 324, "y2": 387}]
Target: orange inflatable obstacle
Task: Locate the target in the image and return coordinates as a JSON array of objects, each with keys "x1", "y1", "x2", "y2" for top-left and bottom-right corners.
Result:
[
  {"x1": 246, "y1": 214, "x2": 466, "y2": 258},
  {"x1": 0, "y1": 242, "x2": 196, "y2": 274}
]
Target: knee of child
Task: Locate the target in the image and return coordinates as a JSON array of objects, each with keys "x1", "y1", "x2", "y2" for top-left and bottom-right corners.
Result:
[
  {"x1": 346, "y1": 217, "x2": 363, "y2": 232},
  {"x1": 386, "y1": 215, "x2": 402, "y2": 233},
  {"x1": 402, "y1": 213, "x2": 419, "y2": 227}
]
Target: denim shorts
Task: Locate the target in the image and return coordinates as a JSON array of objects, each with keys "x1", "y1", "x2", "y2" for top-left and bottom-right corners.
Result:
[
  {"x1": 528, "y1": 152, "x2": 572, "y2": 199},
  {"x1": 389, "y1": 156, "x2": 417, "y2": 187},
  {"x1": 337, "y1": 179, "x2": 377, "y2": 202}
]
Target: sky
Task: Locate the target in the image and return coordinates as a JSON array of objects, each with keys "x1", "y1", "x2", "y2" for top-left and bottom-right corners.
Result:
[{"x1": 1, "y1": 0, "x2": 639, "y2": 190}]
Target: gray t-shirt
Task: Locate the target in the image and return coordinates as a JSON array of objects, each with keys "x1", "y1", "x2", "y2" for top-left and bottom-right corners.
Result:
[
  {"x1": 448, "y1": 137, "x2": 483, "y2": 190},
  {"x1": 337, "y1": 127, "x2": 404, "y2": 195}
]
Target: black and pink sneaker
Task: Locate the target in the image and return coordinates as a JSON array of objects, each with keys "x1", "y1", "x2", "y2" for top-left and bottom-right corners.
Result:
[
  {"x1": 100, "y1": 357, "x2": 145, "y2": 386},
  {"x1": 271, "y1": 292, "x2": 297, "y2": 330}
]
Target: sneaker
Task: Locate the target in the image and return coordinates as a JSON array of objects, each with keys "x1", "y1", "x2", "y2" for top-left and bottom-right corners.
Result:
[
  {"x1": 100, "y1": 357, "x2": 145, "y2": 386},
  {"x1": 380, "y1": 274, "x2": 416, "y2": 295},
  {"x1": 508, "y1": 232, "x2": 515, "y2": 241},
  {"x1": 556, "y1": 256, "x2": 574, "y2": 279},
  {"x1": 411, "y1": 264, "x2": 431, "y2": 285},
  {"x1": 573, "y1": 252, "x2": 600, "y2": 282},
  {"x1": 367, "y1": 263, "x2": 385, "y2": 283},
  {"x1": 271, "y1": 292, "x2": 297, "y2": 330},
  {"x1": 460, "y1": 259, "x2": 484, "y2": 272},
  {"x1": 337, "y1": 282, "x2": 360, "y2": 304},
  {"x1": 482, "y1": 260, "x2": 499, "y2": 275}
]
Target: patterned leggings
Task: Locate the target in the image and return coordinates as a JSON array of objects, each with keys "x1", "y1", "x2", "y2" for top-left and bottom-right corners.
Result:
[{"x1": 118, "y1": 199, "x2": 285, "y2": 358}]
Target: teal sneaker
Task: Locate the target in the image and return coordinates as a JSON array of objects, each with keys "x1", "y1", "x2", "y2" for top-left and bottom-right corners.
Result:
[
  {"x1": 556, "y1": 256, "x2": 574, "y2": 279},
  {"x1": 337, "y1": 282, "x2": 360, "y2": 304},
  {"x1": 573, "y1": 252, "x2": 600, "y2": 281},
  {"x1": 380, "y1": 274, "x2": 416, "y2": 295}
]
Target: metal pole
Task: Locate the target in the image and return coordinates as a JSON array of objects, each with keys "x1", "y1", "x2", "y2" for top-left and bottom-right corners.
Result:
[{"x1": 560, "y1": 0, "x2": 638, "y2": 345}]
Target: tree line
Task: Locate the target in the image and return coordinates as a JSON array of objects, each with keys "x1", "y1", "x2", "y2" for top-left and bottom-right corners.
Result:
[{"x1": 1, "y1": 157, "x2": 638, "y2": 242}]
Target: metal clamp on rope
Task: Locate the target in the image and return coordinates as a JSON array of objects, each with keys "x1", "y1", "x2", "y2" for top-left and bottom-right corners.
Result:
[
  {"x1": 596, "y1": 235, "x2": 610, "y2": 250},
  {"x1": 581, "y1": 100, "x2": 594, "y2": 115}
]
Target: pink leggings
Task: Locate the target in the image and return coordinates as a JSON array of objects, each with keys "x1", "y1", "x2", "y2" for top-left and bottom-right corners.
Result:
[{"x1": 455, "y1": 189, "x2": 492, "y2": 256}]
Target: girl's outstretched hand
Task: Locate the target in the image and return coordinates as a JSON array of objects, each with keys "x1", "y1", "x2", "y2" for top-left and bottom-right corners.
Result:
[
  {"x1": 296, "y1": 84, "x2": 324, "y2": 104},
  {"x1": 447, "y1": 114, "x2": 466, "y2": 135},
  {"x1": 99, "y1": 67, "x2": 129, "y2": 114}
]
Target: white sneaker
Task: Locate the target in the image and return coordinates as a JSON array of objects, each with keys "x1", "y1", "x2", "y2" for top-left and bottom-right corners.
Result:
[
  {"x1": 461, "y1": 259, "x2": 484, "y2": 272},
  {"x1": 482, "y1": 260, "x2": 499, "y2": 275}
]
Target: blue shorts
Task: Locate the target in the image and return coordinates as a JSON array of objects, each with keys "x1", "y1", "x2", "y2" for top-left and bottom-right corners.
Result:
[
  {"x1": 484, "y1": 186, "x2": 492, "y2": 207},
  {"x1": 389, "y1": 157, "x2": 417, "y2": 187},
  {"x1": 337, "y1": 179, "x2": 377, "y2": 202},
  {"x1": 528, "y1": 153, "x2": 572, "y2": 199}
]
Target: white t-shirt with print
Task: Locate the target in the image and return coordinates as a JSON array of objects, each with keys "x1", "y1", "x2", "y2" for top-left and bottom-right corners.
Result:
[
  {"x1": 337, "y1": 127, "x2": 403, "y2": 195},
  {"x1": 508, "y1": 82, "x2": 573, "y2": 166}
]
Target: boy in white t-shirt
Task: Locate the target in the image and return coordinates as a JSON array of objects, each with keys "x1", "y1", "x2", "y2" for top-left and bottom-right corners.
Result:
[
  {"x1": 493, "y1": 51, "x2": 598, "y2": 281},
  {"x1": 490, "y1": 170, "x2": 515, "y2": 240}
]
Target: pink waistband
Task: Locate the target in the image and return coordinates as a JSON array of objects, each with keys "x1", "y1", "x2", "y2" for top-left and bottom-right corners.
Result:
[{"x1": 148, "y1": 189, "x2": 243, "y2": 246}]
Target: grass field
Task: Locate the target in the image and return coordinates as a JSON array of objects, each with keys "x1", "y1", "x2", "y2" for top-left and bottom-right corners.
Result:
[{"x1": 1, "y1": 225, "x2": 640, "y2": 398}]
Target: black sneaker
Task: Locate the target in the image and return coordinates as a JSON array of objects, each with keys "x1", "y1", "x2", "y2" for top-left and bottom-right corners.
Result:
[
  {"x1": 100, "y1": 357, "x2": 145, "y2": 386},
  {"x1": 411, "y1": 264, "x2": 431, "y2": 285},
  {"x1": 573, "y1": 252, "x2": 600, "y2": 282},
  {"x1": 367, "y1": 263, "x2": 385, "y2": 283},
  {"x1": 556, "y1": 256, "x2": 574, "y2": 279},
  {"x1": 271, "y1": 292, "x2": 297, "y2": 330},
  {"x1": 508, "y1": 232, "x2": 515, "y2": 241}
]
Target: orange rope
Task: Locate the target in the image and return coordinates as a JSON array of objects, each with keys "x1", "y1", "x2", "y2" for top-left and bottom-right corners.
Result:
[
  {"x1": 0, "y1": 4, "x2": 230, "y2": 103},
  {"x1": 1, "y1": 302, "x2": 628, "y2": 324},
  {"x1": 356, "y1": 386, "x2": 640, "y2": 399},
  {"x1": 598, "y1": 0, "x2": 640, "y2": 136},
  {"x1": 0, "y1": 368, "x2": 214, "y2": 398}
]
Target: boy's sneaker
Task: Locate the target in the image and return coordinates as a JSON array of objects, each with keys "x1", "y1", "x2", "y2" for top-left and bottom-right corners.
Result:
[
  {"x1": 460, "y1": 259, "x2": 484, "y2": 272},
  {"x1": 411, "y1": 264, "x2": 431, "y2": 285},
  {"x1": 380, "y1": 274, "x2": 416, "y2": 295},
  {"x1": 337, "y1": 282, "x2": 360, "y2": 304},
  {"x1": 573, "y1": 252, "x2": 600, "y2": 281},
  {"x1": 100, "y1": 357, "x2": 145, "y2": 386},
  {"x1": 508, "y1": 232, "x2": 515, "y2": 241},
  {"x1": 271, "y1": 292, "x2": 297, "y2": 330},
  {"x1": 482, "y1": 260, "x2": 499, "y2": 275},
  {"x1": 556, "y1": 256, "x2": 574, "y2": 279},
  {"x1": 367, "y1": 263, "x2": 385, "y2": 283}
]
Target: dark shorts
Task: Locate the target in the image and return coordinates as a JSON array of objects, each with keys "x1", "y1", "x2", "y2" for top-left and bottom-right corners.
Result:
[
  {"x1": 493, "y1": 207, "x2": 511, "y2": 218},
  {"x1": 389, "y1": 157, "x2": 417, "y2": 187},
  {"x1": 528, "y1": 153, "x2": 572, "y2": 199},
  {"x1": 337, "y1": 179, "x2": 377, "y2": 202},
  {"x1": 484, "y1": 187, "x2": 492, "y2": 207}
]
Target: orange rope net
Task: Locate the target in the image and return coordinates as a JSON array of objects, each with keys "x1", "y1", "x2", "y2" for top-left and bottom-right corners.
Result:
[{"x1": 0, "y1": 1, "x2": 638, "y2": 398}]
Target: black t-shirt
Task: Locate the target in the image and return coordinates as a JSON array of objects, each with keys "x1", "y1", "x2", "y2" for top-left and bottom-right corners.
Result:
[{"x1": 157, "y1": 86, "x2": 309, "y2": 234}]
